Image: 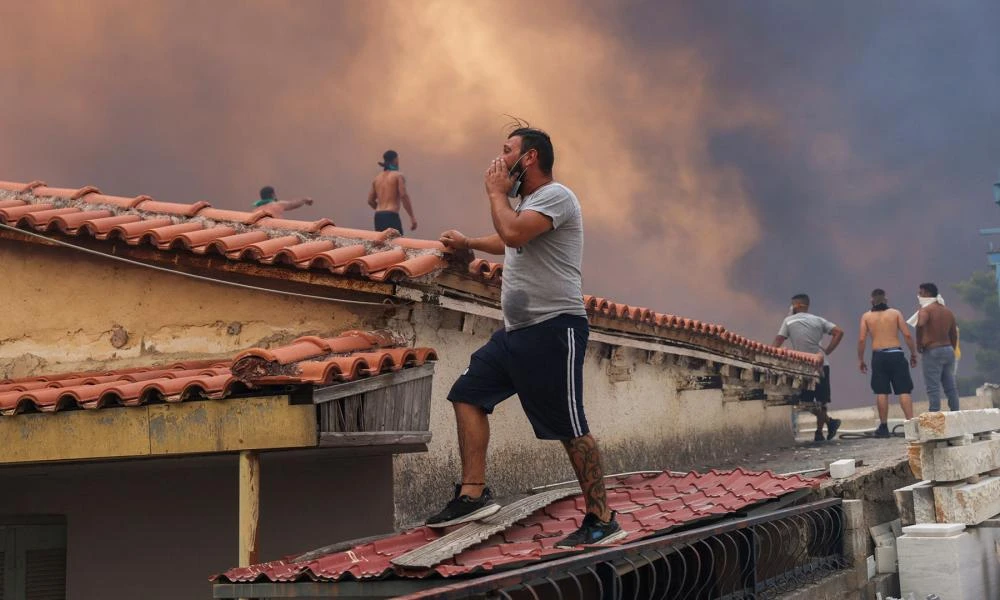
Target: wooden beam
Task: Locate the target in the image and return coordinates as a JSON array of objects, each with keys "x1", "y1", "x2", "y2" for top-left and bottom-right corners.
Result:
[
  {"x1": 312, "y1": 364, "x2": 435, "y2": 404},
  {"x1": 0, "y1": 395, "x2": 316, "y2": 465},
  {"x1": 239, "y1": 450, "x2": 260, "y2": 567},
  {"x1": 319, "y1": 431, "x2": 432, "y2": 447}
]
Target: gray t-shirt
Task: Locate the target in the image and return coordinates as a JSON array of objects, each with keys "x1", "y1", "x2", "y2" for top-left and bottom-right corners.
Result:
[
  {"x1": 501, "y1": 182, "x2": 587, "y2": 331},
  {"x1": 777, "y1": 312, "x2": 837, "y2": 364}
]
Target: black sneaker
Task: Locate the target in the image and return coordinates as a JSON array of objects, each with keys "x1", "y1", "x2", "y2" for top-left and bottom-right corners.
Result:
[
  {"x1": 555, "y1": 511, "x2": 628, "y2": 548},
  {"x1": 425, "y1": 485, "x2": 500, "y2": 528},
  {"x1": 814, "y1": 431, "x2": 826, "y2": 442},
  {"x1": 827, "y1": 419, "x2": 842, "y2": 440},
  {"x1": 874, "y1": 423, "x2": 891, "y2": 438}
]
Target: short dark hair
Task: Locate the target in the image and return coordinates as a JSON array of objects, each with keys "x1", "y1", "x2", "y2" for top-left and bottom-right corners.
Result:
[
  {"x1": 507, "y1": 124, "x2": 554, "y2": 175},
  {"x1": 871, "y1": 289, "x2": 888, "y2": 309},
  {"x1": 871, "y1": 288, "x2": 886, "y2": 298},
  {"x1": 920, "y1": 282, "x2": 939, "y2": 297},
  {"x1": 791, "y1": 293, "x2": 810, "y2": 305},
  {"x1": 259, "y1": 186, "x2": 276, "y2": 200}
]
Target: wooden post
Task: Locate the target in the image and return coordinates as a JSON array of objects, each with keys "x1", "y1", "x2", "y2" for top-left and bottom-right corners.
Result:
[{"x1": 239, "y1": 450, "x2": 260, "y2": 567}]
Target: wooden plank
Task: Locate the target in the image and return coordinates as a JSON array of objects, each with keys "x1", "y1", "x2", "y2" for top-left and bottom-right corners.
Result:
[
  {"x1": 391, "y1": 487, "x2": 581, "y2": 569},
  {"x1": 319, "y1": 431, "x2": 431, "y2": 447},
  {"x1": 0, "y1": 405, "x2": 150, "y2": 463},
  {"x1": 312, "y1": 365, "x2": 435, "y2": 404},
  {"x1": 148, "y1": 396, "x2": 316, "y2": 455},
  {"x1": 239, "y1": 451, "x2": 260, "y2": 567},
  {"x1": 0, "y1": 396, "x2": 317, "y2": 465}
]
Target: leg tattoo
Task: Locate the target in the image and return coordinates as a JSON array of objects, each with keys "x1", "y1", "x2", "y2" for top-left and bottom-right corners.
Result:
[{"x1": 563, "y1": 434, "x2": 610, "y2": 521}]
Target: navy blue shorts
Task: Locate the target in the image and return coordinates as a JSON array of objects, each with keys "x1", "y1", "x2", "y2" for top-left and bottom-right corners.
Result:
[
  {"x1": 374, "y1": 210, "x2": 403, "y2": 233},
  {"x1": 448, "y1": 314, "x2": 589, "y2": 441}
]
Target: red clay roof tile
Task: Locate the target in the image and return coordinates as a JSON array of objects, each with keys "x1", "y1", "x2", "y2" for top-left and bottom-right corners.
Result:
[
  {"x1": 0, "y1": 179, "x2": 817, "y2": 370},
  {"x1": 215, "y1": 469, "x2": 818, "y2": 583},
  {"x1": 0, "y1": 330, "x2": 436, "y2": 417},
  {"x1": 0, "y1": 180, "x2": 450, "y2": 285}
]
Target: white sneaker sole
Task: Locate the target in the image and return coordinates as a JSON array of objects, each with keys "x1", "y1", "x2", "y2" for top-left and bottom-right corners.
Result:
[
  {"x1": 426, "y1": 503, "x2": 501, "y2": 528},
  {"x1": 555, "y1": 527, "x2": 629, "y2": 548}
]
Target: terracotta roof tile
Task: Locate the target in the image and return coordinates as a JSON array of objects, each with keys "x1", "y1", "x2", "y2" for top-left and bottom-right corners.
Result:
[
  {"x1": 0, "y1": 180, "x2": 452, "y2": 284},
  {"x1": 0, "y1": 179, "x2": 818, "y2": 369},
  {"x1": 0, "y1": 330, "x2": 436, "y2": 417},
  {"x1": 214, "y1": 469, "x2": 818, "y2": 583}
]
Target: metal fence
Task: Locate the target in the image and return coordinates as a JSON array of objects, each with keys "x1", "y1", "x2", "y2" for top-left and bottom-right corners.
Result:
[{"x1": 397, "y1": 498, "x2": 846, "y2": 600}]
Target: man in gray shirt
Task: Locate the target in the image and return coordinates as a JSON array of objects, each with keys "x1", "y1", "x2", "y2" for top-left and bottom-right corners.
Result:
[
  {"x1": 432, "y1": 126, "x2": 625, "y2": 548},
  {"x1": 774, "y1": 293, "x2": 845, "y2": 442}
]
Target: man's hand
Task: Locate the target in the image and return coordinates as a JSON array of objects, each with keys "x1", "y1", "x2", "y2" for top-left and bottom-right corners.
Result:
[
  {"x1": 485, "y1": 157, "x2": 513, "y2": 197},
  {"x1": 304, "y1": 197, "x2": 314, "y2": 206},
  {"x1": 439, "y1": 229, "x2": 469, "y2": 251},
  {"x1": 910, "y1": 355, "x2": 918, "y2": 368},
  {"x1": 410, "y1": 218, "x2": 418, "y2": 231},
  {"x1": 859, "y1": 361, "x2": 868, "y2": 374}
]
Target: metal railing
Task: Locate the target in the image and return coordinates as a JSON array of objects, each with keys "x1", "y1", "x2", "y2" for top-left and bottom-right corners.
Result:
[{"x1": 397, "y1": 498, "x2": 846, "y2": 600}]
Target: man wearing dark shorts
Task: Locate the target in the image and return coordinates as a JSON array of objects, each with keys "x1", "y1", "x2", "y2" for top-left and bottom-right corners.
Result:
[
  {"x1": 368, "y1": 150, "x2": 417, "y2": 233},
  {"x1": 858, "y1": 289, "x2": 917, "y2": 437},
  {"x1": 774, "y1": 294, "x2": 845, "y2": 442},
  {"x1": 432, "y1": 125, "x2": 625, "y2": 548}
]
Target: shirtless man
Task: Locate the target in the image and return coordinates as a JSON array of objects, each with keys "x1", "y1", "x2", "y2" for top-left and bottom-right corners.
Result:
[
  {"x1": 252, "y1": 186, "x2": 313, "y2": 216},
  {"x1": 368, "y1": 150, "x2": 417, "y2": 233},
  {"x1": 858, "y1": 289, "x2": 917, "y2": 437},
  {"x1": 916, "y1": 282, "x2": 960, "y2": 411}
]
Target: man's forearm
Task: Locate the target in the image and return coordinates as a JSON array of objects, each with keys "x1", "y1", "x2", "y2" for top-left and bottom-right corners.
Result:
[
  {"x1": 857, "y1": 339, "x2": 866, "y2": 363},
  {"x1": 824, "y1": 331, "x2": 844, "y2": 355},
  {"x1": 468, "y1": 234, "x2": 505, "y2": 255},
  {"x1": 401, "y1": 196, "x2": 416, "y2": 220},
  {"x1": 489, "y1": 193, "x2": 520, "y2": 244}
]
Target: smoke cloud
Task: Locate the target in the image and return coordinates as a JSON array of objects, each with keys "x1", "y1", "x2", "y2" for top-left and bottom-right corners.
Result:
[{"x1": 2, "y1": 1, "x2": 999, "y2": 405}]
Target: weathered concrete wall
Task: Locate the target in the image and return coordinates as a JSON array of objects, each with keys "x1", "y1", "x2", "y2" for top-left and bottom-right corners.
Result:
[
  {"x1": 394, "y1": 305, "x2": 794, "y2": 527},
  {"x1": 3, "y1": 242, "x2": 795, "y2": 530},
  {"x1": 0, "y1": 451, "x2": 394, "y2": 600},
  {"x1": 0, "y1": 241, "x2": 379, "y2": 377}
]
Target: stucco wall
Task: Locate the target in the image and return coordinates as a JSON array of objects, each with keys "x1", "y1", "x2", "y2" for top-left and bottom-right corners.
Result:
[
  {"x1": 0, "y1": 451, "x2": 394, "y2": 600},
  {"x1": 0, "y1": 241, "x2": 380, "y2": 378},
  {"x1": 394, "y1": 306, "x2": 793, "y2": 526},
  {"x1": 2, "y1": 241, "x2": 794, "y2": 532}
]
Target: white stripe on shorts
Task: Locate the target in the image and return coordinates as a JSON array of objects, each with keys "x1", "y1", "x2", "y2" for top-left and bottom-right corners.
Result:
[{"x1": 567, "y1": 328, "x2": 581, "y2": 437}]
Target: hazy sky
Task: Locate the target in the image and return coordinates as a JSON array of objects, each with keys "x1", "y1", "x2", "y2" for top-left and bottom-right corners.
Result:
[{"x1": 2, "y1": 1, "x2": 999, "y2": 406}]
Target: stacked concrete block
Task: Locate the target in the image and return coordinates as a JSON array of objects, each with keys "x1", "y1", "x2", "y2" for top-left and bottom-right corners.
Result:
[
  {"x1": 896, "y1": 409, "x2": 1000, "y2": 600},
  {"x1": 897, "y1": 409, "x2": 1000, "y2": 525}
]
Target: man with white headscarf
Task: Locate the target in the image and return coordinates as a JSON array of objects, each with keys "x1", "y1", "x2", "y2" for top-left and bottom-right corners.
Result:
[{"x1": 911, "y1": 283, "x2": 960, "y2": 411}]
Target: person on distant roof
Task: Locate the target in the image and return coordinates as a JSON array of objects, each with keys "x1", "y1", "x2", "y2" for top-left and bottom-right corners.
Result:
[
  {"x1": 368, "y1": 150, "x2": 417, "y2": 233},
  {"x1": 912, "y1": 282, "x2": 960, "y2": 412},
  {"x1": 774, "y1": 293, "x2": 844, "y2": 442},
  {"x1": 252, "y1": 186, "x2": 313, "y2": 216},
  {"x1": 857, "y1": 289, "x2": 917, "y2": 437},
  {"x1": 430, "y1": 122, "x2": 626, "y2": 549}
]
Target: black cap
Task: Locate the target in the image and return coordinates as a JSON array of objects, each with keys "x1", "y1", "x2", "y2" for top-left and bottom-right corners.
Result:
[{"x1": 379, "y1": 150, "x2": 398, "y2": 168}]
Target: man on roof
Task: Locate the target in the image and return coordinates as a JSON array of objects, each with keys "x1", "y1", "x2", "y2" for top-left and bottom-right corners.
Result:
[
  {"x1": 252, "y1": 186, "x2": 313, "y2": 216},
  {"x1": 774, "y1": 293, "x2": 844, "y2": 442},
  {"x1": 857, "y1": 289, "x2": 917, "y2": 437},
  {"x1": 433, "y1": 123, "x2": 626, "y2": 548},
  {"x1": 913, "y1": 282, "x2": 960, "y2": 411},
  {"x1": 368, "y1": 150, "x2": 417, "y2": 233}
]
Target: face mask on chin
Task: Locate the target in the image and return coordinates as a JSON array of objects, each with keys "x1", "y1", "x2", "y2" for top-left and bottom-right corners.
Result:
[{"x1": 918, "y1": 296, "x2": 939, "y2": 308}]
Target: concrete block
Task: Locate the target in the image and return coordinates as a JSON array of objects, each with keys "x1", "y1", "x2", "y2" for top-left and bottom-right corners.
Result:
[
  {"x1": 898, "y1": 530, "x2": 986, "y2": 599},
  {"x1": 905, "y1": 408, "x2": 1000, "y2": 442},
  {"x1": 830, "y1": 458, "x2": 856, "y2": 479},
  {"x1": 866, "y1": 572, "x2": 899, "y2": 599},
  {"x1": 866, "y1": 554, "x2": 876, "y2": 580},
  {"x1": 913, "y1": 483, "x2": 936, "y2": 524},
  {"x1": 894, "y1": 481, "x2": 933, "y2": 526},
  {"x1": 843, "y1": 498, "x2": 865, "y2": 531},
  {"x1": 933, "y1": 475, "x2": 1000, "y2": 524},
  {"x1": 875, "y1": 544, "x2": 898, "y2": 573},
  {"x1": 903, "y1": 522, "x2": 966, "y2": 536},
  {"x1": 846, "y1": 527, "x2": 871, "y2": 565},
  {"x1": 870, "y1": 519, "x2": 902, "y2": 547},
  {"x1": 912, "y1": 436, "x2": 1000, "y2": 482}
]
